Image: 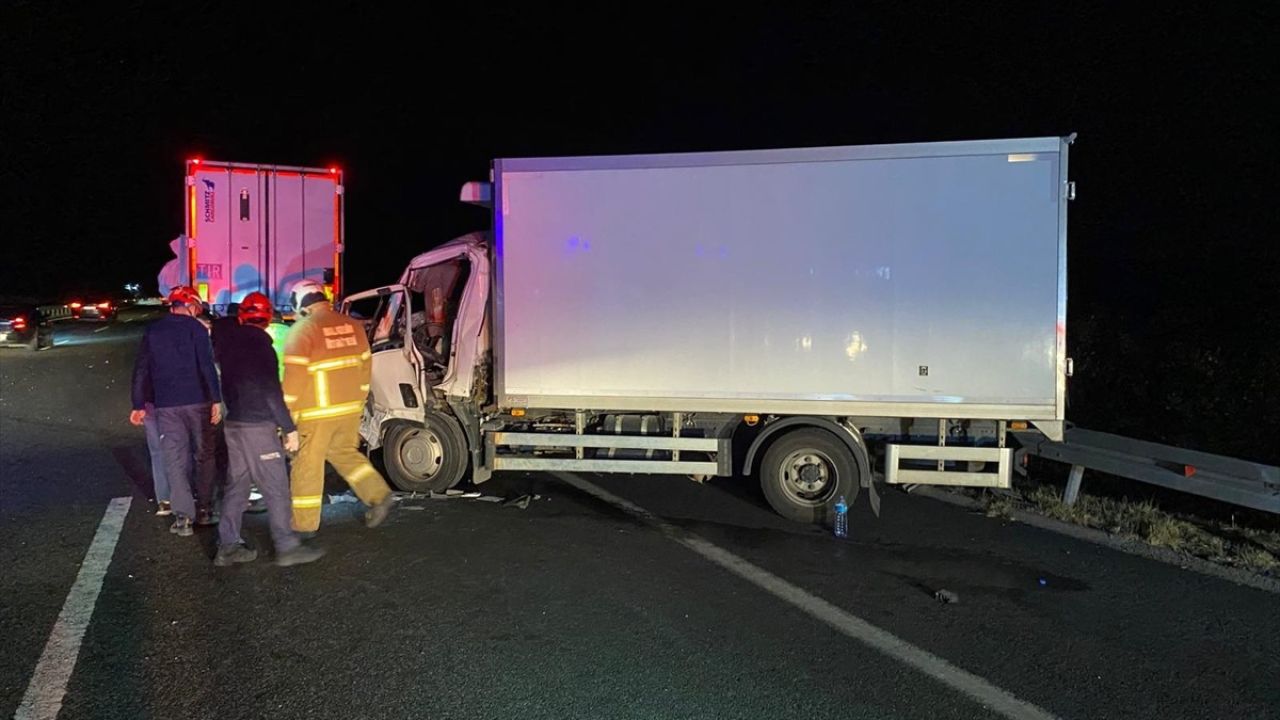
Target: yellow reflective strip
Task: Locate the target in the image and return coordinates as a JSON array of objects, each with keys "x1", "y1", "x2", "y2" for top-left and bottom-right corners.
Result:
[
  {"x1": 292, "y1": 495, "x2": 323, "y2": 508},
  {"x1": 361, "y1": 350, "x2": 371, "y2": 360},
  {"x1": 307, "y1": 356, "x2": 364, "y2": 373},
  {"x1": 348, "y1": 464, "x2": 378, "y2": 484},
  {"x1": 315, "y1": 370, "x2": 330, "y2": 407},
  {"x1": 284, "y1": 355, "x2": 310, "y2": 366},
  {"x1": 283, "y1": 394, "x2": 298, "y2": 403},
  {"x1": 296, "y1": 401, "x2": 365, "y2": 421},
  {"x1": 359, "y1": 384, "x2": 370, "y2": 392}
]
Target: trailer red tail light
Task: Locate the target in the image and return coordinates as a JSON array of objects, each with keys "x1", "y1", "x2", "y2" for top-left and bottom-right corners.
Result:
[
  {"x1": 329, "y1": 167, "x2": 338, "y2": 174},
  {"x1": 11, "y1": 316, "x2": 27, "y2": 330}
]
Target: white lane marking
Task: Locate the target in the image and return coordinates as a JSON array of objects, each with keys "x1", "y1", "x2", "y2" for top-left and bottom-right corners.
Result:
[
  {"x1": 553, "y1": 473, "x2": 1059, "y2": 720},
  {"x1": 92, "y1": 326, "x2": 110, "y2": 333},
  {"x1": 15, "y1": 497, "x2": 132, "y2": 720}
]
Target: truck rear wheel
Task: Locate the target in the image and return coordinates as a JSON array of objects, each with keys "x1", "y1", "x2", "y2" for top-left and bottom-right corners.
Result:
[
  {"x1": 383, "y1": 414, "x2": 468, "y2": 493},
  {"x1": 759, "y1": 428, "x2": 859, "y2": 525}
]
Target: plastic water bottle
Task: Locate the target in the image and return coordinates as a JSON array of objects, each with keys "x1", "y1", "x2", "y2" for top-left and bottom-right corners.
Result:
[{"x1": 834, "y1": 496, "x2": 849, "y2": 538}]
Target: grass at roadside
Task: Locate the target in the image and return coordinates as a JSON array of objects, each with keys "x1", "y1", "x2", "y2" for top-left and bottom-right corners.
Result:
[{"x1": 980, "y1": 483, "x2": 1279, "y2": 575}]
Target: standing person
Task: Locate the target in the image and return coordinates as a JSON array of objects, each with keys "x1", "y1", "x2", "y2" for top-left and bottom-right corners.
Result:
[
  {"x1": 212, "y1": 292, "x2": 324, "y2": 567},
  {"x1": 282, "y1": 279, "x2": 396, "y2": 534},
  {"x1": 129, "y1": 286, "x2": 222, "y2": 536}
]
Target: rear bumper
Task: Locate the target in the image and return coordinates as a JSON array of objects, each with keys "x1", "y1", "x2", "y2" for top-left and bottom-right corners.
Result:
[{"x1": 0, "y1": 332, "x2": 36, "y2": 346}]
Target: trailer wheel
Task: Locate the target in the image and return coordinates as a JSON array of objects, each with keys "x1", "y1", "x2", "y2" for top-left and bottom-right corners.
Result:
[
  {"x1": 759, "y1": 428, "x2": 859, "y2": 525},
  {"x1": 383, "y1": 414, "x2": 468, "y2": 493}
]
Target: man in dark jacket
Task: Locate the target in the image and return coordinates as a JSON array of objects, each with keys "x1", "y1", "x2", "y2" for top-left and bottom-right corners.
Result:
[
  {"x1": 211, "y1": 292, "x2": 324, "y2": 567},
  {"x1": 130, "y1": 286, "x2": 222, "y2": 536}
]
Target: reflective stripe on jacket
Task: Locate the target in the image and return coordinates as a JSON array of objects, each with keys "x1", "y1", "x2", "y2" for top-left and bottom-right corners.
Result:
[{"x1": 281, "y1": 304, "x2": 373, "y2": 422}]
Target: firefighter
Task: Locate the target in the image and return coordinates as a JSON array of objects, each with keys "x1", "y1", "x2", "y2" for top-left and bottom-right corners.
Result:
[
  {"x1": 212, "y1": 292, "x2": 324, "y2": 566},
  {"x1": 282, "y1": 279, "x2": 396, "y2": 533}
]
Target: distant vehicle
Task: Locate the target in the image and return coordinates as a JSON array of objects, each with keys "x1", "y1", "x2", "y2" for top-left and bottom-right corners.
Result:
[
  {"x1": 67, "y1": 294, "x2": 117, "y2": 321},
  {"x1": 0, "y1": 304, "x2": 54, "y2": 351}
]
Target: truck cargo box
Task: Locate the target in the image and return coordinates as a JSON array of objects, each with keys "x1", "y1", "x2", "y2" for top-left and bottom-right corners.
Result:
[{"x1": 492, "y1": 136, "x2": 1069, "y2": 421}]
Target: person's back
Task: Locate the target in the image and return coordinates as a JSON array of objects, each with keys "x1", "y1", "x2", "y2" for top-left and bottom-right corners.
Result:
[
  {"x1": 284, "y1": 303, "x2": 372, "y2": 422},
  {"x1": 215, "y1": 323, "x2": 292, "y2": 428},
  {"x1": 138, "y1": 313, "x2": 220, "y2": 408}
]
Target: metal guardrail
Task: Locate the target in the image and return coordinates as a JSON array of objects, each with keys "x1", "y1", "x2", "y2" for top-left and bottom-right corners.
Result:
[
  {"x1": 1012, "y1": 428, "x2": 1280, "y2": 515},
  {"x1": 39, "y1": 305, "x2": 73, "y2": 321}
]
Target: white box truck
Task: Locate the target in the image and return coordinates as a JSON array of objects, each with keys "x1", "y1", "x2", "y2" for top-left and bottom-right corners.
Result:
[
  {"x1": 344, "y1": 135, "x2": 1074, "y2": 523},
  {"x1": 175, "y1": 159, "x2": 344, "y2": 312}
]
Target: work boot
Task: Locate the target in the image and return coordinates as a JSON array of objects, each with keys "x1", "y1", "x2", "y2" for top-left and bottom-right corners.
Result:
[
  {"x1": 364, "y1": 494, "x2": 397, "y2": 529},
  {"x1": 169, "y1": 516, "x2": 194, "y2": 537},
  {"x1": 213, "y1": 543, "x2": 258, "y2": 567},
  {"x1": 196, "y1": 509, "x2": 218, "y2": 526},
  {"x1": 155, "y1": 500, "x2": 172, "y2": 517},
  {"x1": 275, "y1": 544, "x2": 326, "y2": 567}
]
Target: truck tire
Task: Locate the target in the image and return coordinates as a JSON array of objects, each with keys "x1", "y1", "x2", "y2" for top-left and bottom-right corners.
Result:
[
  {"x1": 759, "y1": 428, "x2": 859, "y2": 525},
  {"x1": 382, "y1": 414, "x2": 468, "y2": 493}
]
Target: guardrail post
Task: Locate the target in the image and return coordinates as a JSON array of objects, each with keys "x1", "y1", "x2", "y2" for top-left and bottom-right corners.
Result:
[{"x1": 1063, "y1": 464, "x2": 1085, "y2": 506}]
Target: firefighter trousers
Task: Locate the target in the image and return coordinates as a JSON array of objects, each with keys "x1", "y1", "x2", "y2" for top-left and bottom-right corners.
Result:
[{"x1": 290, "y1": 414, "x2": 392, "y2": 532}]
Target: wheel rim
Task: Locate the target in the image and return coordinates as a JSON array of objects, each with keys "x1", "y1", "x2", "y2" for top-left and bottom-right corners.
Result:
[
  {"x1": 398, "y1": 428, "x2": 444, "y2": 480},
  {"x1": 779, "y1": 449, "x2": 838, "y2": 506}
]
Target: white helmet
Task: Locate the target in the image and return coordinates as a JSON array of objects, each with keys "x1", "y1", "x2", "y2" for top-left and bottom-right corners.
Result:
[{"x1": 290, "y1": 279, "x2": 328, "y2": 310}]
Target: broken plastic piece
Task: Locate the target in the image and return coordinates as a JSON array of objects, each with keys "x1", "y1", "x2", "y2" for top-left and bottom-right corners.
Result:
[{"x1": 934, "y1": 589, "x2": 960, "y2": 604}]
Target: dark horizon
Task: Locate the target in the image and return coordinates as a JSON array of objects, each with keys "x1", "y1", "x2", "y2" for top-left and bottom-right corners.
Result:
[{"x1": 3, "y1": 3, "x2": 1276, "y2": 461}]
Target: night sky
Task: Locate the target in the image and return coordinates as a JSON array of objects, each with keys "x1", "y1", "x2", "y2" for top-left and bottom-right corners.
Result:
[{"x1": 3, "y1": 3, "x2": 1276, "y2": 459}]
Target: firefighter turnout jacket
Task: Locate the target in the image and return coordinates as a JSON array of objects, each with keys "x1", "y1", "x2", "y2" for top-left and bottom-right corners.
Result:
[{"x1": 282, "y1": 304, "x2": 372, "y2": 422}]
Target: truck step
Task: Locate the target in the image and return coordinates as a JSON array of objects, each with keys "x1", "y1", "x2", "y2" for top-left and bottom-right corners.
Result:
[{"x1": 885, "y1": 445, "x2": 1013, "y2": 488}]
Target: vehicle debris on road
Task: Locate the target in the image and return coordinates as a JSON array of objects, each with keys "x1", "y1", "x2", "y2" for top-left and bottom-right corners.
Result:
[{"x1": 934, "y1": 589, "x2": 960, "y2": 604}]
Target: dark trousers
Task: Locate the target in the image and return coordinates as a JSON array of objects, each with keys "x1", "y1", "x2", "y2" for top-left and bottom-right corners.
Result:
[
  {"x1": 154, "y1": 403, "x2": 218, "y2": 519},
  {"x1": 218, "y1": 421, "x2": 299, "y2": 553}
]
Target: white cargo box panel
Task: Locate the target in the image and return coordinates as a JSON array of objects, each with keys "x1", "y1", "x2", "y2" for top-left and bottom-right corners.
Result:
[
  {"x1": 185, "y1": 161, "x2": 344, "y2": 310},
  {"x1": 493, "y1": 137, "x2": 1069, "y2": 420}
]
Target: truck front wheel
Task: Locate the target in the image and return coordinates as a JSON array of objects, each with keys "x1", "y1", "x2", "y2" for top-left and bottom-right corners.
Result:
[
  {"x1": 383, "y1": 414, "x2": 468, "y2": 493},
  {"x1": 759, "y1": 428, "x2": 858, "y2": 525}
]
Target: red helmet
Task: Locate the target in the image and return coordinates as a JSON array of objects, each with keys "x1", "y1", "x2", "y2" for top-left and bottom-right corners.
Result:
[
  {"x1": 239, "y1": 292, "x2": 273, "y2": 325},
  {"x1": 167, "y1": 285, "x2": 202, "y2": 308}
]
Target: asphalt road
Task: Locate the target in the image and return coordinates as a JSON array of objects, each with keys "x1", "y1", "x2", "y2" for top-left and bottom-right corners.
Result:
[{"x1": 1, "y1": 309, "x2": 1277, "y2": 719}]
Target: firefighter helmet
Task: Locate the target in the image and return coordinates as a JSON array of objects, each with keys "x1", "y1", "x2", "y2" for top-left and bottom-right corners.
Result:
[
  {"x1": 238, "y1": 292, "x2": 273, "y2": 325},
  {"x1": 167, "y1": 285, "x2": 202, "y2": 309},
  {"x1": 290, "y1": 279, "x2": 328, "y2": 310}
]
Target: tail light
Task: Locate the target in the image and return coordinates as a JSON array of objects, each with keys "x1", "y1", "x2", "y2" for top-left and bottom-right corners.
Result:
[
  {"x1": 69, "y1": 302, "x2": 82, "y2": 309},
  {"x1": 11, "y1": 316, "x2": 27, "y2": 330},
  {"x1": 97, "y1": 302, "x2": 112, "y2": 309}
]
